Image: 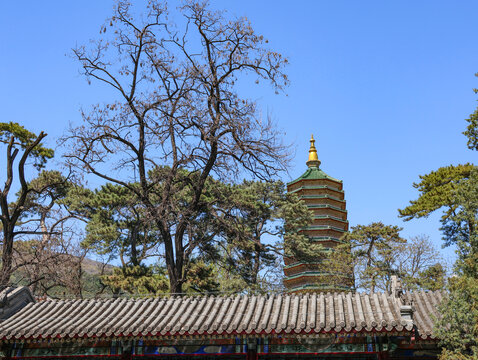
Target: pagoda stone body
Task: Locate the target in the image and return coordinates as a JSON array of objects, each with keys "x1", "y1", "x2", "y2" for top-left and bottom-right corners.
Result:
[{"x1": 283, "y1": 135, "x2": 353, "y2": 293}]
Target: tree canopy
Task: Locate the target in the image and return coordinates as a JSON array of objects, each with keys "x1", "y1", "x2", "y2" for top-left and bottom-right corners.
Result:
[
  {"x1": 0, "y1": 122, "x2": 54, "y2": 287},
  {"x1": 400, "y1": 76, "x2": 478, "y2": 359},
  {"x1": 74, "y1": 177, "x2": 310, "y2": 295},
  {"x1": 463, "y1": 72, "x2": 478, "y2": 151},
  {"x1": 62, "y1": 0, "x2": 291, "y2": 294},
  {"x1": 324, "y1": 224, "x2": 444, "y2": 292},
  {"x1": 398, "y1": 163, "x2": 474, "y2": 222},
  {"x1": 0, "y1": 122, "x2": 53, "y2": 169}
]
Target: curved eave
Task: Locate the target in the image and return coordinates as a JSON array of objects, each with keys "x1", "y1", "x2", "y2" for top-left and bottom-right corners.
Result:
[
  {"x1": 308, "y1": 238, "x2": 347, "y2": 244},
  {"x1": 283, "y1": 261, "x2": 322, "y2": 270},
  {"x1": 286, "y1": 284, "x2": 353, "y2": 292},
  {"x1": 299, "y1": 226, "x2": 346, "y2": 232},
  {"x1": 313, "y1": 215, "x2": 349, "y2": 223},
  {"x1": 307, "y1": 204, "x2": 348, "y2": 213},
  {"x1": 288, "y1": 185, "x2": 344, "y2": 195},
  {"x1": 284, "y1": 272, "x2": 354, "y2": 281},
  {"x1": 287, "y1": 167, "x2": 342, "y2": 187},
  {"x1": 0, "y1": 327, "x2": 417, "y2": 343},
  {"x1": 299, "y1": 195, "x2": 346, "y2": 203},
  {"x1": 307, "y1": 236, "x2": 344, "y2": 242}
]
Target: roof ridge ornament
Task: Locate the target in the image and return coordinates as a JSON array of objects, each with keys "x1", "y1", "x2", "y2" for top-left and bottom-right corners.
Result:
[{"x1": 306, "y1": 134, "x2": 321, "y2": 168}]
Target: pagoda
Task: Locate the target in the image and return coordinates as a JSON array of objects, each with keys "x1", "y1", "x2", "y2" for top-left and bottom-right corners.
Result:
[{"x1": 283, "y1": 135, "x2": 353, "y2": 293}]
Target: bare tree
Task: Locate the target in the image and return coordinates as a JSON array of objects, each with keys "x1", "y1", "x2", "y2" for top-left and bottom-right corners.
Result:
[
  {"x1": 62, "y1": 1, "x2": 290, "y2": 293},
  {"x1": 325, "y1": 229, "x2": 446, "y2": 292},
  {"x1": 14, "y1": 224, "x2": 87, "y2": 298},
  {"x1": 395, "y1": 234, "x2": 445, "y2": 290},
  {"x1": 5, "y1": 169, "x2": 94, "y2": 297}
]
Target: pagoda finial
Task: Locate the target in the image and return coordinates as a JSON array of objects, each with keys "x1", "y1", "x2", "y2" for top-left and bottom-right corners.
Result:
[{"x1": 306, "y1": 134, "x2": 321, "y2": 168}]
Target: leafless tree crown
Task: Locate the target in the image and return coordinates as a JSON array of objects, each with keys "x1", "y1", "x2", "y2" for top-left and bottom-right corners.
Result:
[{"x1": 62, "y1": 0, "x2": 291, "y2": 293}]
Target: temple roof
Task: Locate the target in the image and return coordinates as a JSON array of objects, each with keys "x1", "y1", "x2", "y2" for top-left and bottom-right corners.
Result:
[
  {"x1": 288, "y1": 135, "x2": 340, "y2": 185},
  {"x1": 288, "y1": 166, "x2": 341, "y2": 185},
  {"x1": 0, "y1": 287, "x2": 443, "y2": 342},
  {"x1": 0, "y1": 287, "x2": 34, "y2": 321}
]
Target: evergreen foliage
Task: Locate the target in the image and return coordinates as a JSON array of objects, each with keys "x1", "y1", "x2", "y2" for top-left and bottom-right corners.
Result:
[
  {"x1": 401, "y1": 166, "x2": 478, "y2": 357},
  {"x1": 400, "y1": 79, "x2": 478, "y2": 358},
  {"x1": 0, "y1": 122, "x2": 53, "y2": 169},
  {"x1": 217, "y1": 180, "x2": 312, "y2": 292},
  {"x1": 339, "y1": 222, "x2": 406, "y2": 292},
  {"x1": 434, "y1": 169, "x2": 478, "y2": 359},
  {"x1": 102, "y1": 264, "x2": 169, "y2": 295},
  {"x1": 325, "y1": 226, "x2": 444, "y2": 292},
  {"x1": 434, "y1": 275, "x2": 478, "y2": 359},
  {"x1": 463, "y1": 73, "x2": 478, "y2": 151},
  {"x1": 72, "y1": 174, "x2": 309, "y2": 295},
  {"x1": 400, "y1": 167, "x2": 478, "y2": 358},
  {"x1": 68, "y1": 182, "x2": 160, "y2": 268},
  {"x1": 415, "y1": 262, "x2": 446, "y2": 291},
  {"x1": 398, "y1": 163, "x2": 474, "y2": 222},
  {"x1": 0, "y1": 122, "x2": 55, "y2": 287}
]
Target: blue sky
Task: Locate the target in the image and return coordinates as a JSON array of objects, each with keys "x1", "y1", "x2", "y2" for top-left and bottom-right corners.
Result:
[{"x1": 1, "y1": 1, "x2": 477, "y2": 263}]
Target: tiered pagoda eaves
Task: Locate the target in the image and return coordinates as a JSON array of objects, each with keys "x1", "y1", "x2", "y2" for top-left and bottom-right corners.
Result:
[{"x1": 284, "y1": 135, "x2": 353, "y2": 293}]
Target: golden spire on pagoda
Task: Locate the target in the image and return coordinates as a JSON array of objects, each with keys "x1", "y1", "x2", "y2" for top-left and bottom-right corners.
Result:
[{"x1": 306, "y1": 134, "x2": 321, "y2": 168}]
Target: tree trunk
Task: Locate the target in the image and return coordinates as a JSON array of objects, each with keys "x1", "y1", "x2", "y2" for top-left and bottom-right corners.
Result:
[
  {"x1": 252, "y1": 240, "x2": 261, "y2": 286},
  {"x1": 130, "y1": 225, "x2": 139, "y2": 266},
  {"x1": 161, "y1": 228, "x2": 184, "y2": 295},
  {"x1": 31, "y1": 215, "x2": 49, "y2": 294},
  {"x1": 0, "y1": 228, "x2": 14, "y2": 288},
  {"x1": 170, "y1": 277, "x2": 183, "y2": 295}
]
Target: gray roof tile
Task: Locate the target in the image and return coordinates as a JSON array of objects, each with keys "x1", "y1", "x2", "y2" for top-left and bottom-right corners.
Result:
[{"x1": 0, "y1": 291, "x2": 444, "y2": 341}]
